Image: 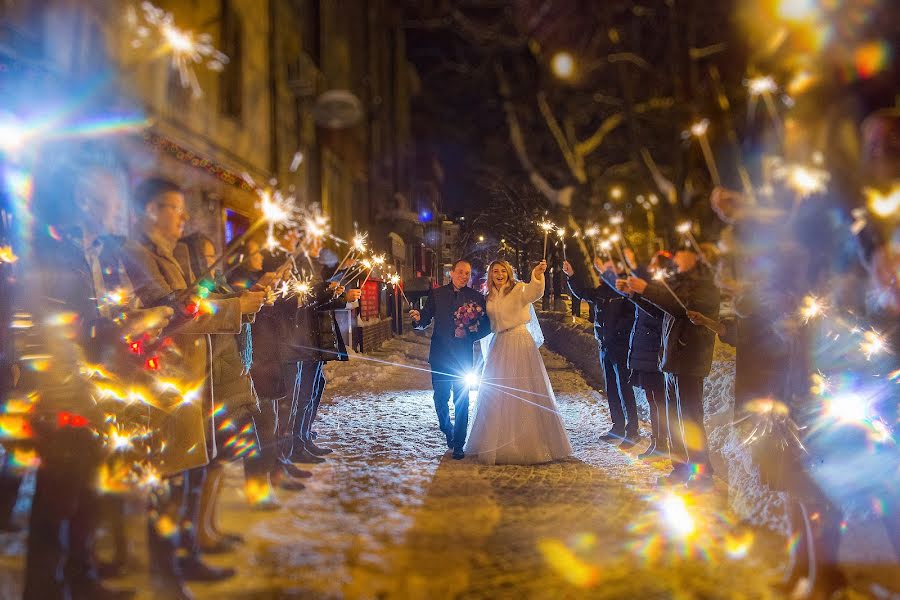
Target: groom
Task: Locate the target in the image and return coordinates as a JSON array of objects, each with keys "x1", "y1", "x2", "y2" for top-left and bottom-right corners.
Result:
[{"x1": 409, "y1": 259, "x2": 491, "y2": 459}]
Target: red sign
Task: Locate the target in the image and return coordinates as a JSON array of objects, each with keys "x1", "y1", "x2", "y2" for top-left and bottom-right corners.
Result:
[{"x1": 360, "y1": 280, "x2": 380, "y2": 320}]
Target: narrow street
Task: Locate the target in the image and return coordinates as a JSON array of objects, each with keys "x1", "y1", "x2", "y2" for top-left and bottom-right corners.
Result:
[{"x1": 185, "y1": 332, "x2": 784, "y2": 599}]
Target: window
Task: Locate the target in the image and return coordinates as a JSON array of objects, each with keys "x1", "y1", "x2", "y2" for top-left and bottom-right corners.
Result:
[{"x1": 219, "y1": 0, "x2": 243, "y2": 120}]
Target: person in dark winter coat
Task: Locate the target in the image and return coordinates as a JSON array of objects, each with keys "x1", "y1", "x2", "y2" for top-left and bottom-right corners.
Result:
[
  {"x1": 620, "y1": 252, "x2": 672, "y2": 460},
  {"x1": 620, "y1": 248, "x2": 720, "y2": 489},
  {"x1": 563, "y1": 256, "x2": 640, "y2": 447}
]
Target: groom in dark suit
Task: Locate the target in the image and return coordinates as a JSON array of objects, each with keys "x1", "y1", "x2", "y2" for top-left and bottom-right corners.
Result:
[{"x1": 410, "y1": 259, "x2": 491, "y2": 459}]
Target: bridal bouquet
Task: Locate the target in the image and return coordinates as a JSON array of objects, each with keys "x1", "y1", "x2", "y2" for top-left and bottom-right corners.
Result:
[{"x1": 454, "y1": 302, "x2": 484, "y2": 338}]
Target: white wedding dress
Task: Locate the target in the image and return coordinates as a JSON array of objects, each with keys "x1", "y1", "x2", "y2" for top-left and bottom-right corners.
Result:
[{"x1": 465, "y1": 270, "x2": 573, "y2": 465}]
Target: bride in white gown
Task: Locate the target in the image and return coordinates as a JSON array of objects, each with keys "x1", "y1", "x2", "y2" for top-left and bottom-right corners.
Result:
[{"x1": 465, "y1": 259, "x2": 573, "y2": 465}]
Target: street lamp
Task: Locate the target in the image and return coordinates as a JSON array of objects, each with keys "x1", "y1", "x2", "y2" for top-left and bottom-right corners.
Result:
[
  {"x1": 551, "y1": 52, "x2": 575, "y2": 80},
  {"x1": 610, "y1": 185, "x2": 624, "y2": 201}
]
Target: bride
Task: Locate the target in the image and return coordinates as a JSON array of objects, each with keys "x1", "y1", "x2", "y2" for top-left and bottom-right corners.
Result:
[{"x1": 465, "y1": 259, "x2": 573, "y2": 465}]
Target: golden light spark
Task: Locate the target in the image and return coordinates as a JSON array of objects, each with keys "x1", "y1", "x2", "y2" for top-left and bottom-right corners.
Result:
[
  {"x1": 690, "y1": 119, "x2": 709, "y2": 137},
  {"x1": 127, "y1": 2, "x2": 229, "y2": 98},
  {"x1": 676, "y1": 221, "x2": 693, "y2": 235},
  {"x1": 746, "y1": 75, "x2": 777, "y2": 96},
  {"x1": 550, "y1": 52, "x2": 575, "y2": 79},
  {"x1": 799, "y1": 295, "x2": 826, "y2": 323},
  {"x1": 774, "y1": 163, "x2": 830, "y2": 198},
  {"x1": 609, "y1": 214, "x2": 624, "y2": 226},
  {"x1": 539, "y1": 220, "x2": 556, "y2": 233},
  {"x1": 864, "y1": 185, "x2": 899, "y2": 218},
  {"x1": 0, "y1": 245, "x2": 18, "y2": 263},
  {"x1": 859, "y1": 329, "x2": 886, "y2": 360},
  {"x1": 584, "y1": 226, "x2": 600, "y2": 238}
]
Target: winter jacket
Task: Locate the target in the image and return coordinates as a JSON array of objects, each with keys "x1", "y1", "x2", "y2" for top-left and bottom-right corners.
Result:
[
  {"x1": 566, "y1": 269, "x2": 636, "y2": 363},
  {"x1": 122, "y1": 230, "x2": 242, "y2": 476},
  {"x1": 633, "y1": 265, "x2": 720, "y2": 378},
  {"x1": 614, "y1": 266, "x2": 663, "y2": 373}
]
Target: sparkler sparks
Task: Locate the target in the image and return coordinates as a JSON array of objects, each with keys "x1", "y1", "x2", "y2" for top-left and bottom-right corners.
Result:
[
  {"x1": 539, "y1": 219, "x2": 555, "y2": 259},
  {"x1": 676, "y1": 221, "x2": 692, "y2": 235},
  {"x1": 690, "y1": 119, "x2": 709, "y2": 137},
  {"x1": 859, "y1": 330, "x2": 886, "y2": 360},
  {"x1": 746, "y1": 75, "x2": 777, "y2": 96},
  {"x1": 0, "y1": 245, "x2": 18, "y2": 263},
  {"x1": 127, "y1": 2, "x2": 229, "y2": 98},
  {"x1": 863, "y1": 185, "x2": 899, "y2": 218},
  {"x1": 773, "y1": 162, "x2": 830, "y2": 199},
  {"x1": 799, "y1": 295, "x2": 826, "y2": 323}
]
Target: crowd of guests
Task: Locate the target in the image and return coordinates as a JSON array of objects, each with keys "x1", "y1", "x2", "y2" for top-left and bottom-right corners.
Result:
[
  {"x1": 561, "y1": 106, "x2": 899, "y2": 599},
  {"x1": 0, "y1": 147, "x2": 363, "y2": 600}
]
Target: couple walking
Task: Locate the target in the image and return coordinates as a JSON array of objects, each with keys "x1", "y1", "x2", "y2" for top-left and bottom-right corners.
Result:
[{"x1": 410, "y1": 259, "x2": 572, "y2": 464}]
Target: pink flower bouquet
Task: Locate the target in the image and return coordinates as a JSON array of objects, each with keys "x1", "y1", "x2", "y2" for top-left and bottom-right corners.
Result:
[{"x1": 453, "y1": 302, "x2": 484, "y2": 338}]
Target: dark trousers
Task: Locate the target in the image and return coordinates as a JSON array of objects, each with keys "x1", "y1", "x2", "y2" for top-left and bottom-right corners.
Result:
[
  {"x1": 431, "y1": 369, "x2": 470, "y2": 450},
  {"x1": 600, "y1": 349, "x2": 638, "y2": 435},
  {"x1": 634, "y1": 370, "x2": 667, "y2": 448},
  {"x1": 0, "y1": 454, "x2": 22, "y2": 529},
  {"x1": 664, "y1": 372, "x2": 712, "y2": 476},
  {"x1": 277, "y1": 360, "x2": 323, "y2": 460},
  {"x1": 244, "y1": 396, "x2": 278, "y2": 479},
  {"x1": 24, "y1": 432, "x2": 101, "y2": 600}
]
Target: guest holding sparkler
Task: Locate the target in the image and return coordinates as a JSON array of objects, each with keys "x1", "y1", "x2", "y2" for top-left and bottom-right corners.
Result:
[
  {"x1": 179, "y1": 232, "x2": 271, "y2": 554},
  {"x1": 618, "y1": 246, "x2": 720, "y2": 490},
  {"x1": 231, "y1": 230, "x2": 312, "y2": 501},
  {"x1": 563, "y1": 255, "x2": 640, "y2": 448},
  {"x1": 618, "y1": 251, "x2": 673, "y2": 460},
  {"x1": 20, "y1": 153, "x2": 175, "y2": 600},
  {"x1": 122, "y1": 178, "x2": 265, "y2": 598}
]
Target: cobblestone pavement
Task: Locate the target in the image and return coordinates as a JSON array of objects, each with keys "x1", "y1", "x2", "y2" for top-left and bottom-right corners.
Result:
[
  {"x1": 0, "y1": 332, "x2": 790, "y2": 599},
  {"x1": 194, "y1": 333, "x2": 787, "y2": 599}
]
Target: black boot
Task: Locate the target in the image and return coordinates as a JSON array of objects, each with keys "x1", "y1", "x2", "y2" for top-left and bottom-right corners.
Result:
[
  {"x1": 637, "y1": 438, "x2": 657, "y2": 460},
  {"x1": 289, "y1": 446, "x2": 326, "y2": 464},
  {"x1": 147, "y1": 520, "x2": 194, "y2": 600},
  {"x1": 304, "y1": 440, "x2": 333, "y2": 456},
  {"x1": 178, "y1": 555, "x2": 236, "y2": 582}
]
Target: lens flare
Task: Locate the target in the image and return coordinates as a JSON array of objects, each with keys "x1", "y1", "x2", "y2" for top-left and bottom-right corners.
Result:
[{"x1": 863, "y1": 185, "x2": 899, "y2": 218}]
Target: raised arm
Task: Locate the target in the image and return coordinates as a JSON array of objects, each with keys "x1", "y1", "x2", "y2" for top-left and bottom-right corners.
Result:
[{"x1": 520, "y1": 261, "x2": 547, "y2": 304}]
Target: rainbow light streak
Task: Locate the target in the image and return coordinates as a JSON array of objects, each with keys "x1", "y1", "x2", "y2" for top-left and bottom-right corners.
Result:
[
  {"x1": 0, "y1": 416, "x2": 32, "y2": 441},
  {"x1": 10, "y1": 449, "x2": 40, "y2": 469}
]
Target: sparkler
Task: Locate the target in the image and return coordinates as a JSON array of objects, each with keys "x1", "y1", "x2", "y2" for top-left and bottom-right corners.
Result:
[
  {"x1": 360, "y1": 254, "x2": 386, "y2": 288},
  {"x1": 859, "y1": 329, "x2": 886, "y2": 360},
  {"x1": 863, "y1": 185, "x2": 899, "y2": 218},
  {"x1": 675, "y1": 221, "x2": 711, "y2": 268},
  {"x1": 0, "y1": 245, "x2": 18, "y2": 263},
  {"x1": 389, "y1": 273, "x2": 410, "y2": 305},
  {"x1": 607, "y1": 233, "x2": 633, "y2": 275},
  {"x1": 126, "y1": 2, "x2": 229, "y2": 98},
  {"x1": 652, "y1": 270, "x2": 687, "y2": 311},
  {"x1": 539, "y1": 220, "x2": 555, "y2": 259},
  {"x1": 689, "y1": 119, "x2": 721, "y2": 187},
  {"x1": 335, "y1": 232, "x2": 368, "y2": 284},
  {"x1": 772, "y1": 161, "x2": 830, "y2": 200},
  {"x1": 799, "y1": 295, "x2": 826, "y2": 323},
  {"x1": 556, "y1": 226, "x2": 567, "y2": 261},
  {"x1": 745, "y1": 75, "x2": 782, "y2": 136}
]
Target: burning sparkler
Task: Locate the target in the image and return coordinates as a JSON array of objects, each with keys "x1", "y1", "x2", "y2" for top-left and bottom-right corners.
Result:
[
  {"x1": 556, "y1": 226, "x2": 567, "y2": 261},
  {"x1": 864, "y1": 185, "x2": 899, "y2": 218},
  {"x1": 859, "y1": 329, "x2": 886, "y2": 360},
  {"x1": 772, "y1": 161, "x2": 830, "y2": 199},
  {"x1": 745, "y1": 75, "x2": 782, "y2": 135},
  {"x1": 799, "y1": 295, "x2": 826, "y2": 323},
  {"x1": 689, "y1": 119, "x2": 721, "y2": 187},
  {"x1": 539, "y1": 220, "x2": 556, "y2": 259},
  {"x1": 652, "y1": 270, "x2": 687, "y2": 311},
  {"x1": 126, "y1": 2, "x2": 229, "y2": 98}
]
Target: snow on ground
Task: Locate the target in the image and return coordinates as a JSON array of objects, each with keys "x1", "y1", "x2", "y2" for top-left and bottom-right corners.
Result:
[{"x1": 0, "y1": 329, "x2": 895, "y2": 598}]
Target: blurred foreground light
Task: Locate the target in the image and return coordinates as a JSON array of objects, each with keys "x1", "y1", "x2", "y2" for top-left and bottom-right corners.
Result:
[
  {"x1": 464, "y1": 372, "x2": 480, "y2": 388},
  {"x1": 864, "y1": 186, "x2": 899, "y2": 218},
  {"x1": 0, "y1": 115, "x2": 27, "y2": 153},
  {"x1": 777, "y1": 0, "x2": 820, "y2": 21},
  {"x1": 659, "y1": 492, "x2": 695, "y2": 538},
  {"x1": 825, "y1": 393, "x2": 869, "y2": 424},
  {"x1": 746, "y1": 75, "x2": 777, "y2": 97},
  {"x1": 551, "y1": 52, "x2": 575, "y2": 79}
]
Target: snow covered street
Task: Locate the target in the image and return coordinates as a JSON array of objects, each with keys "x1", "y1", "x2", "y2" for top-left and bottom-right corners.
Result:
[{"x1": 188, "y1": 332, "x2": 787, "y2": 599}]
